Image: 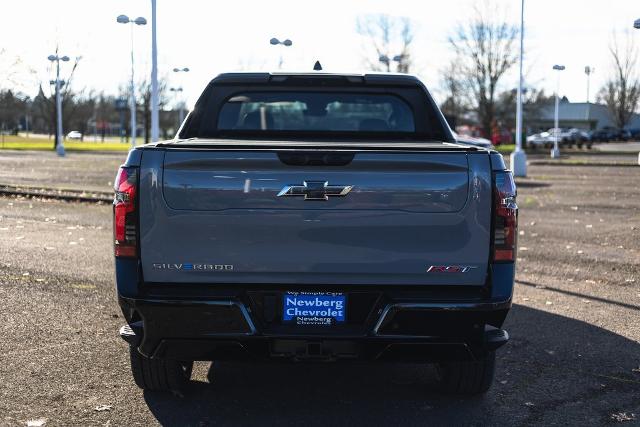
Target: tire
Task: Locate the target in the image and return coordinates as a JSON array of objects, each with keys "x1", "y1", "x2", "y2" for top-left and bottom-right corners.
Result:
[
  {"x1": 436, "y1": 351, "x2": 496, "y2": 395},
  {"x1": 129, "y1": 346, "x2": 193, "y2": 392}
]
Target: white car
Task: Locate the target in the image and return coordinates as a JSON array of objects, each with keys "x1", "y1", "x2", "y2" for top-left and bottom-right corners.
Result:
[
  {"x1": 66, "y1": 131, "x2": 82, "y2": 140},
  {"x1": 452, "y1": 131, "x2": 494, "y2": 149},
  {"x1": 526, "y1": 131, "x2": 554, "y2": 148}
]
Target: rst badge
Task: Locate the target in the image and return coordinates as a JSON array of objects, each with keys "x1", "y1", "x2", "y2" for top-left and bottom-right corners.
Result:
[{"x1": 427, "y1": 265, "x2": 477, "y2": 273}]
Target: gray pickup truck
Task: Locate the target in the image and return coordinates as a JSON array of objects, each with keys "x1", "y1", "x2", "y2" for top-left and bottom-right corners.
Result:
[{"x1": 114, "y1": 72, "x2": 517, "y2": 395}]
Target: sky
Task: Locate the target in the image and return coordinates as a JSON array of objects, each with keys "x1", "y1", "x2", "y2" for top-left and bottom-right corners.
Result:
[{"x1": 1, "y1": 0, "x2": 639, "y2": 109}]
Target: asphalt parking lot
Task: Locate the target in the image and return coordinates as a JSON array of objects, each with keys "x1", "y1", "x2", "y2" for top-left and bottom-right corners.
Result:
[{"x1": 0, "y1": 150, "x2": 639, "y2": 426}]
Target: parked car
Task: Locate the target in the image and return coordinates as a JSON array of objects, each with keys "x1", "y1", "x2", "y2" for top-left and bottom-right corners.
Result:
[
  {"x1": 626, "y1": 128, "x2": 640, "y2": 140},
  {"x1": 114, "y1": 72, "x2": 517, "y2": 395},
  {"x1": 452, "y1": 131, "x2": 494, "y2": 149},
  {"x1": 66, "y1": 131, "x2": 82, "y2": 140},
  {"x1": 566, "y1": 128, "x2": 592, "y2": 148},
  {"x1": 526, "y1": 131, "x2": 554, "y2": 148},
  {"x1": 589, "y1": 127, "x2": 629, "y2": 142},
  {"x1": 527, "y1": 128, "x2": 591, "y2": 149}
]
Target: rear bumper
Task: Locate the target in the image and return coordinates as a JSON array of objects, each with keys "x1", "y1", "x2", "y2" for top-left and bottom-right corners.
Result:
[
  {"x1": 118, "y1": 293, "x2": 510, "y2": 362},
  {"x1": 116, "y1": 258, "x2": 515, "y2": 362}
]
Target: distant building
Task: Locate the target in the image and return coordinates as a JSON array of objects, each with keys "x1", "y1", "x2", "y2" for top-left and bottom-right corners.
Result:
[{"x1": 531, "y1": 101, "x2": 640, "y2": 131}]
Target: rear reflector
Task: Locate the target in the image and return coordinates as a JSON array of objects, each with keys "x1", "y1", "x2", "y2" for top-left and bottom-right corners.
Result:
[
  {"x1": 492, "y1": 171, "x2": 517, "y2": 262},
  {"x1": 113, "y1": 166, "x2": 138, "y2": 258}
]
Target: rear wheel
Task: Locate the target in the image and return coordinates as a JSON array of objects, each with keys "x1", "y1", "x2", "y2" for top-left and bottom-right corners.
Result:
[
  {"x1": 436, "y1": 351, "x2": 496, "y2": 395},
  {"x1": 129, "y1": 346, "x2": 193, "y2": 392}
]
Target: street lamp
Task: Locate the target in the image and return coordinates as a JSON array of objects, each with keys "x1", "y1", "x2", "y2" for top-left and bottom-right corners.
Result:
[
  {"x1": 151, "y1": 0, "x2": 159, "y2": 143},
  {"x1": 378, "y1": 54, "x2": 404, "y2": 72},
  {"x1": 116, "y1": 14, "x2": 147, "y2": 147},
  {"x1": 551, "y1": 64, "x2": 565, "y2": 159},
  {"x1": 511, "y1": 0, "x2": 527, "y2": 176},
  {"x1": 634, "y1": 19, "x2": 640, "y2": 165},
  {"x1": 172, "y1": 67, "x2": 190, "y2": 127},
  {"x1": 270, "y1": 38, "x2": 292, "y2": 69},
  {"x1": 584, "y1": 66, "x2": 594, "y2": 103},
  {"x1": 169, "y1": 87, "x2": 185, "y2": 127},
  {"x1": 47, "y1": 53, "x2": 70, "y2": 156}
]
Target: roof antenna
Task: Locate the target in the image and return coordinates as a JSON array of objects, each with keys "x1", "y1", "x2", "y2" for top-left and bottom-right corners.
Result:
[{"x1": 313, "y1": 61, "x2": 322, "y2": 71}]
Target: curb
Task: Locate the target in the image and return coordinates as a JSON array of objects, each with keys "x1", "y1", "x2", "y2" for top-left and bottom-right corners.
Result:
[
  {"x1": 0, "y1": 184, "x2": 112, "y2": 203},
  {"x1": 528, "y1": 161, "x2": 638, "y2": 167}
]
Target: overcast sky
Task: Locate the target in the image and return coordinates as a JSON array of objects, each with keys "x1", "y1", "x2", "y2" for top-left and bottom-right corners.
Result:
[{"x1": 1, "y1": 0, "x2": 639, "y2": 109}]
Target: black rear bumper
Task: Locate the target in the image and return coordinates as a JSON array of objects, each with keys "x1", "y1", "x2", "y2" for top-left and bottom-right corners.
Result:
[{"x1": 118, "y1": 289, "x2": 510, "y2": 362}]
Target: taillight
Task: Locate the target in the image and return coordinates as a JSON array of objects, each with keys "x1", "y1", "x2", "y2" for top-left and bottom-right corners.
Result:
[
  {"x1": 492, "y1": 171, "x2": 518, "y2": 262},
  {"x1": 113, "y1": 166, "x2": 138, "y2": 258}
]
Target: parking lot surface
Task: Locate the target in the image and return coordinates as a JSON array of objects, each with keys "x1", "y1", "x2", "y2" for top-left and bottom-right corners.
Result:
[{"x1": 0, "y1": 152, "x2": 638, "y2": 426}]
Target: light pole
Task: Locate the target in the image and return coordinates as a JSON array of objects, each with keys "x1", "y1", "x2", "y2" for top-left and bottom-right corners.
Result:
[
  {"x1": 172, "y1": 67, "x2": 189, "y2": 126},
  {"x1": 511, "y1": 0, "x2": 527, "y2": 176},
  {"x1": 584, "y1": 66, "x2": 594, "y2": 103},
  {"x1": 378, "y1": 54, "x2": 404, "y2": 72},
  {"x1": 117, "y1": 14, "x2": 147, "y2": 148},
  {"x1": 170, "y1": 87, "x2": 184, "y2": 127},
  {"x1": 270, "y1": 38, "x2": 292, "y2": 69},
  {"x1": 47, "y1": 53, "x2": 70, "y2": 157},
  {"x1": 634, "y1": 19, "x2": 640, "y2": 165},
  {"x1": 151, "y1": 0, "x2": 159, "y2": 142},
  {"x1": 551, "y1": 64, "x2": 565, "y2": 159}
]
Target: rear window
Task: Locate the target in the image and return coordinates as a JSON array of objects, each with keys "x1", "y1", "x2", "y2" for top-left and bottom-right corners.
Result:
[{"x1": 216, "y1": 92, "x2": 415, "y2": 134}]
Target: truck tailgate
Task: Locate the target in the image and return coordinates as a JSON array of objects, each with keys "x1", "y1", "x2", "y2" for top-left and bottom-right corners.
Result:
[{"x1": 138, "y1": 148, "x2": 492, "y2": 286}]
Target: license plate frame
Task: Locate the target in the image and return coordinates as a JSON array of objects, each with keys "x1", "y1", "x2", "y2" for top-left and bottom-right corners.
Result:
[{"x1": 282, "y1": 291, "x2": 347, "y2": 326}]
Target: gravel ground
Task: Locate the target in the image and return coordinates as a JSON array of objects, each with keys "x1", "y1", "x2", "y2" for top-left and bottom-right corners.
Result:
[
  {"x1": 0, "y1": 152, "x2": 638, "y2": 426},
  {"x1": 0, "y1": 151, "x2": 126, "y2": 193}
]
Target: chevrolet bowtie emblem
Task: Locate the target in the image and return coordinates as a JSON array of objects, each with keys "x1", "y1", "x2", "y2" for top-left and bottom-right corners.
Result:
[{"x1": 277, "y1": 181, "x2": 354, "y2": 201}]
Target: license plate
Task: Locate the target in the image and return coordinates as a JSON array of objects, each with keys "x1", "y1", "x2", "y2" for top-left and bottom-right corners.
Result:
[{"x1": 282, "y1": 292, "x2": 346, "y2": 325}]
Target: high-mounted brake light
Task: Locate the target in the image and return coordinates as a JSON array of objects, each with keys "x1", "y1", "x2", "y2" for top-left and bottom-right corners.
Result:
[
  {"x1": 492, "y1": 171, "x2": 518, "y2": 262},
  {"x1": 113, "y1": 166, "x2": 138, "y2": 258}
]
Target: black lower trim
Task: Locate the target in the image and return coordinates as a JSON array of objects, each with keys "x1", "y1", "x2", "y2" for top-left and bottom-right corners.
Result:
[{"x1": 118, "y1": 287, "x2": 510, "y2": 361}]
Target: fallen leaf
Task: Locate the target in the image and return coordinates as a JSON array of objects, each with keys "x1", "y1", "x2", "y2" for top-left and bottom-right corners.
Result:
[
  {"x1": 610, "y1": 412, "x2": 636, "y2": 422},
  {"x1": 72, "y1": 284, "x2": 96, "y2": 290}
]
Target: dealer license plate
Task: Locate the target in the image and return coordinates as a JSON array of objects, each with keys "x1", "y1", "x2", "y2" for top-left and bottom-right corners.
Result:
[{"x1": 282, "y1": 292, "x2": 346, "y2": 326}]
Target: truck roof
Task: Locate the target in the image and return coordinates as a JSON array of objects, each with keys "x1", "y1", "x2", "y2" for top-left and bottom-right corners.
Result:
[{"x1": 210, "y1": 72, "x2": 423, "y2": 87}]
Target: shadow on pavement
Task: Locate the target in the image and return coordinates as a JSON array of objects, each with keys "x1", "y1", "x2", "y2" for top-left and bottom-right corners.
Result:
[{"x1": 143, "y1": 304, "x2": 640, "y2": 426}]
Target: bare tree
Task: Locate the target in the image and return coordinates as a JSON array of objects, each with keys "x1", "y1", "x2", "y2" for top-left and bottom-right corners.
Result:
[
  {"x1": 357, "y1": 14, "x2": 414, "y2": 73},
  {"x1": 439, "y1": 61, "x2": 468, "y2": 127},
  {"x1": 448, "y1": 1, "x2": 518, "y2": 137},
  {"x1": 138, "y1": 78, "x2": 170, "y2": 143},
  {"x1": 598, "y1": 33, "x2": 640, "y2": 129},
  {"x1": 31, "y1": 54, "x2": 83, "y2": 147}
]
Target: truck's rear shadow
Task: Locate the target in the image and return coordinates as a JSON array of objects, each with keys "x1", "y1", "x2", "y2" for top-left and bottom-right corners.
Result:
[{"x1": 144, "y1": 304, "x2": 640, "y2": 426}]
